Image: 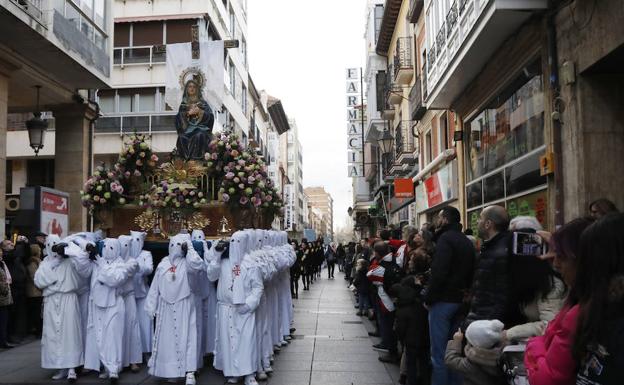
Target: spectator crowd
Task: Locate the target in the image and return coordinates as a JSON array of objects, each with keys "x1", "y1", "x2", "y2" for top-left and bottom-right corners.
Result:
[{"x1": 337, "y1": 198, "x2": 623, "y2": 385}]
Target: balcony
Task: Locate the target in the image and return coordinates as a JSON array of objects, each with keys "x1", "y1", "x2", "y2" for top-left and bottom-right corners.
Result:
[
  {"x1": 114, "y1": 46, "x2": 166, "y2": 68},
  {"x1": 409, "y1": 0, "x2": 424, "y2": 23},
  {"x1": 394, "y1": 120, "x2": 418, "y2": 169},
  {"x1": 424, "y1": 0, "x2": 547, "y2": 109},
  {"x1": 409, "y1": 76, "x2": 426, "y2": 121},
  {"x1": 95, "y1": 113, "x2": 176, "y2": 135},
  {"x1": 393, "y1": 37, "x2": 414, "y2": 85},
  {"x1": 385, "y1": 69, "x2": 403, "y2": 105}
]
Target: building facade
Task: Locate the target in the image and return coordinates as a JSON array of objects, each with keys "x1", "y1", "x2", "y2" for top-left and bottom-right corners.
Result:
[
  {"x1": 281, "y1": 118, "x2": 304, "y2": 238},
  {"x1": 1, "y1": 0, "x2": 114, "y2": 237},
  {"x1": 352, "y1": 0, "x2": 624, "y2": 237},
  {"x1": 304, "y1": 186, "x2": 334, "y2": 241}
]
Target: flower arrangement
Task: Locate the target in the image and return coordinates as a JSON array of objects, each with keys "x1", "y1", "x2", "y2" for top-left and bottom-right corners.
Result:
[
  {"x1": 80, "y1": 164, "x2": 126, "y2": 212},
  {"x1": 203, "y1": 132, "x2": 243, "y2": 174},
  {"x1": 116, "y1": 133, "x2": 159, "y2": 179},
  {"x1": 138, "y1": 179, "x2": 208, "y2": 211}
]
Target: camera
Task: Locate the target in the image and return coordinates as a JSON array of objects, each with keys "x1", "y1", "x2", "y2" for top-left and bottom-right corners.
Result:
[
  {"x1": 51, "y1": 243, "x2": 69, "y2": 258},
  {"x1": 214, "y1": 240, "x2": 228, "y2": 252},
  {"x1": 512, "y1": 232, "x2": 547, "y2": 257}
]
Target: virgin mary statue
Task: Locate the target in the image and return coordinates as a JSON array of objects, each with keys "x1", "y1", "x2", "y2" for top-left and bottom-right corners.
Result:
[{"x1": 175, "y1": 79, "x2": 215, "y2": 160}]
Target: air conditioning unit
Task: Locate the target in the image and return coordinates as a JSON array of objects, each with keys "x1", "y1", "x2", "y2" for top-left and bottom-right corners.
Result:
[{"x1": 6, "y1": 196, "x2": 20, "y2": 212}]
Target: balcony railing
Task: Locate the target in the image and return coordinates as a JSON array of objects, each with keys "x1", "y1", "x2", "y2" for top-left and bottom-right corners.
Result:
[
  {"x1": 383, "y1": 71, "x2": 400, "y2": 118},
  {"x1": 393, "y1": 37, "x2": 414, "y2": 85},
  {"x1": 12, "y1": 0, "x2": 43, "y2": 21},
  {"x1": 436, "y1": 27, "x2": 446, "y2": 56},
  {"x1": 95, "y1": 113, "x2": 176, "y2": 135},
  {"x1": 408, "y1": 0, "x2": 424, "y2": 23},
  {"x1": 427, "y1": 46, "x2": 436, "y2": 72},
  {"x1": 421, "y1": 63, "x2": 428, "y2": 101},
  {"x1": 447, "y1": 1, "x2": 459, "y2": 37},
  {"x1": 113, "y1": 46, "x2": 166, "y2": 67},
  {"x1": 394, "y1": 120, "x2": 416, "y2": 157},
  {"x1": 409, "y1": 76, "x2": 426, "y2": 121}
]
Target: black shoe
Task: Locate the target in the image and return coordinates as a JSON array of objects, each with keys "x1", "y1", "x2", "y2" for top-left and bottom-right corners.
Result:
[
  {"x1": 368, "y1": 331, "x2": 380, "y2": 337},
  {"x1": 378, "y1": 353, "x2": 400, "y2": 363},
  {"x1": 372, "y1": 344, "x2": 389, "y2": 353},
  {"x1": 290, "y1": 328, "x2": 296, "y2": 333}
]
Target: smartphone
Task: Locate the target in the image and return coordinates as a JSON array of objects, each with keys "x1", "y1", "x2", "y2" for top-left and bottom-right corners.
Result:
[{"x1": 512, "y1": 232, "x2": 547, "y2": 257}]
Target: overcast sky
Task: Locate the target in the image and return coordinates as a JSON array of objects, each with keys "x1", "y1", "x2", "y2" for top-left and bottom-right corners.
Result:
[{"x1": 248, "y1": 0, "x2": 366, "y2": 230}]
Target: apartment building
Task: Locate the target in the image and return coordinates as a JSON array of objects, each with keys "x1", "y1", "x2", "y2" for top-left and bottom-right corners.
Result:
[
  {"x1": 1, "y1": 0, "x2": 114, "y2": 236},
  {"x1": 304, "y1": 186, "x2": 334, "y2": 241}
]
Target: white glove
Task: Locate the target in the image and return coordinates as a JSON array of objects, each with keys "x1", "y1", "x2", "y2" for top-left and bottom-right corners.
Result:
[{"x1": 236, "y1": 304, "x2": 251, "y2": 314}]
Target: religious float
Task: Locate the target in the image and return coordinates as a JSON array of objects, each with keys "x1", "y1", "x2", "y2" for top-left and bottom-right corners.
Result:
[{"x1": 80, "y1": 70, "x2": 284, "y2": 245}]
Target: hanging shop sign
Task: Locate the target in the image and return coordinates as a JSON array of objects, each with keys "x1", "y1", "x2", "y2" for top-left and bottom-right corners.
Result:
[
  {"x1": 346, "y1": 67, "x2": 364, "y2": 178},
  {"x1": 415, "y1": 160, "x2": 458, "y2": 213},
  {"x1": 40, "y1": 188, "x2": 69, "y2": 238},
  {"x1": 394, "y1": 178, "x2": 415, "y2": 198}
]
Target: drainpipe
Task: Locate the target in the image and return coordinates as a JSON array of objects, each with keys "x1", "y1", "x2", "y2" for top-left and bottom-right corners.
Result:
[
  {"x1": 86, "y1": 92, "x2": 101, "y2": 232},
  {"x1": 547, "y1": 2, "x2": 564, "y2": 228}
]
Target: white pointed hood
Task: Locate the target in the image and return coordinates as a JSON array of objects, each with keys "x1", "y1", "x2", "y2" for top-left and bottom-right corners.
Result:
[
  {"x1": 191, "y1": 229, "x2": 206, "y2": 242},
  {"x1": 130, "y1": 231, "x2": 146, "y2": 258},
  {"x1": 45, "y1": 234, "x2": 62, "y2": 259},
  {"x1": 118, "y1": 235, "x2": 133, "y2": 261},
  {"x1": 102, "y1": 238, "x2": 121, "y2": 262}
]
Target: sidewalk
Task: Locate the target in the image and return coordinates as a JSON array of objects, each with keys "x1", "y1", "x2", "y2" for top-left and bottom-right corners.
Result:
[{"x1": 0, "y1": 272, "x2": 399, "y2": 384}]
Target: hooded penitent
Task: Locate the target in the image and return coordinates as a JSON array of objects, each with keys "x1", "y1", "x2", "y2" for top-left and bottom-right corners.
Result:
[{"x1": 118, "y1": 235, "x2": 133, "y2": 261}]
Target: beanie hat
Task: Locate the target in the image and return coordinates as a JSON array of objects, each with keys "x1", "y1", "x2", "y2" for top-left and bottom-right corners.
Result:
[{"x1": 465, "y1": 319, "x2": 504, "y2": 349}]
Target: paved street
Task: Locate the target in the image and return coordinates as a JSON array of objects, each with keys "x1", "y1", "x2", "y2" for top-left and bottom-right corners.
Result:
[{"x1": 0, "y1": 272, "x2": 399, "y2": 385}]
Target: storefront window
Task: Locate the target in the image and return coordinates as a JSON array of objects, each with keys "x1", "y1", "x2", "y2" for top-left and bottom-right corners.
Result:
[
  {"x1": 466, "y1": 180, "x2": 482, "y2": 209},
  {"x1": 483, "y1": 172, "x2": 504, "y2": 204},
  {"x1": 505, "y1": 151, "x2": 546, "y2": 196},
  {"x1": 466, "y1": 61, "x2": 544, "y2": 182}
]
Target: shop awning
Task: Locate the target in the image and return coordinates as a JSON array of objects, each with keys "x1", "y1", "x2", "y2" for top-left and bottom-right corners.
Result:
[{"x1": 115, "y1": 13, "x2": 207, "y2": 23}]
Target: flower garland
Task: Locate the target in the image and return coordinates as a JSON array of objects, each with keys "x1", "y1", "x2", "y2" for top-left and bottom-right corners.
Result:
[
  {"x1": 80, "y1": 164, "x2": 126, "y2": 212},
  {"x1": 138, "y1": 179, "x2": 207, "y2": 211}
]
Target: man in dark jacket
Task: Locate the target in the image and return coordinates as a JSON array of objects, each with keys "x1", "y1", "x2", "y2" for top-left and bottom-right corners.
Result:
[
  {"x1": 463, "y1": 205, "x2": 512, "y2": 328},
  {"x1": 425, "y1": 206, "x2": 475, "y2": 385},
  {"x1": 1, "y1": 237, "x2": 29, "y2": 343}
]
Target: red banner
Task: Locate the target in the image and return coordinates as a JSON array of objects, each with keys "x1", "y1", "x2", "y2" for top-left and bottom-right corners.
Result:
[
  {"x1": 41, "y1": 192, "x2": 68, "y2": 215},
  {"x1": 424, "y1": 174, "x2": 443, "y2": 207}
]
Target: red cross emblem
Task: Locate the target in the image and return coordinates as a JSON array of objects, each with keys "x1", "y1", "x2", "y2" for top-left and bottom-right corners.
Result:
[
  {"x1": 232, "y1": 264, "x2": 241, "y2": 277},
  {"x1": 169, "y1": 265, "x2": 177, "y2": 273}
]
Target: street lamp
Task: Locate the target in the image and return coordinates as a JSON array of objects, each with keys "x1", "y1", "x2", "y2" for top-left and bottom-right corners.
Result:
[
  {"x1": 377, "y1": 128, "x2": 394, "y2": 154},
  {"x1": 26, "y1": 85, "x2": 47, "y2": 156}
]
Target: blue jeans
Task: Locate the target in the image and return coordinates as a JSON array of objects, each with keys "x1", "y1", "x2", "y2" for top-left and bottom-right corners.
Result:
[
  {"x1": 358, "y1": 292, "x2": 371, "y2": 313},
  {"x1": 428, "y1": 302, "x2": 463, "y2": 385}
]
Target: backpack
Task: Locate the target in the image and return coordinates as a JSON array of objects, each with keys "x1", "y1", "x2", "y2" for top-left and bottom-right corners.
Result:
[{"x1": 381, "y1": 258, "x2": 405, "y2": 294}]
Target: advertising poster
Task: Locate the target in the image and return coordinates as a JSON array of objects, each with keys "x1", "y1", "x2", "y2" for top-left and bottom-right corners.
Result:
[{"x1": 40, "y1": 189, "x2": 69, "y2": 238}]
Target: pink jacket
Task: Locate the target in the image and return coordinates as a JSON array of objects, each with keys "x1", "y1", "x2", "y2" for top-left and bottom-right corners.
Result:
[{"x1": 525, "y1": 304, "x2": 579, "y2": 385}]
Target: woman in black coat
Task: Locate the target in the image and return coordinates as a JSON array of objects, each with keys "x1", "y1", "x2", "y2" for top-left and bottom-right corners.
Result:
[
  {"x1": 392, "y1": 249, "x2": 432, "y2": 385},
  {"x1": 290, "y1": 240, "x2": 302, "y2": 299}
]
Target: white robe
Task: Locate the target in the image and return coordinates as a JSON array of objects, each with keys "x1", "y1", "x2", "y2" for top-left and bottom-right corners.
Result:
[
  {"x1": 83, "y1": 257, "x2": 135, "y2": 374},
  {"x1": 133, "y1": 250, "x2": 154, "y2": 354},
  {"x1": 145, "y1": 251, "x2": 204, "y2": 378},
  {"x1": 207, "y1": 256, "x2": 263, "y2": 377},
  {"x1": 34, "y1": 256, "x2": 84, "y2": 369}
]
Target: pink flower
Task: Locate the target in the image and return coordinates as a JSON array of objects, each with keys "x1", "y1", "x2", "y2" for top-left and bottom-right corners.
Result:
[
  {"x1": 151, "y1": 154, "x2": 158, "y2": 161},
  {"x1": 239, "y1": 196, "x2": 249, "y2": 205},
  {"x1": 248, "y1": 176, "x2": 256, "y2": 184},
  {"x1": 125, "y1": 171, "x2": 131, "y2": 178},
  {"x1": 211, "y1": 153, "x2": 218, "y2": 160},
  {"x1": 222, "y1": 193, "x2": 230, "y2": 202},
  {"x1": 266, "y1": 195, "x2": 273, "y2": 202},
  {"x1": 225, "y1": 172, "x2": 235, "y2": 180},
  {"x1": 238, "y1": 184, "x2": 245, "y2": 190},
  {"x1": 136, "y1": 159, "x2": 143, "y2": 166},
  {"x1": 238, "y1": 160, "x2": 246, "y2": 166},
  {"x1": 134, "y1": 170, "x2": 142, "y2": 177},
  {"x1": 100, "y1": 198, "x2": 107, "y2": 204}
]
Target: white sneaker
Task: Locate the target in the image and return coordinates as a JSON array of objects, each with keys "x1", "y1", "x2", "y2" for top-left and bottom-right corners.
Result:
[
  {"x1": 98, "y1": 370, "x2": 109, "y2": 380},
  {"x1": 52, "y1": 369, "x2": 68, "y2": 380},
  {"x1": 257, "y1": 371, "x2": 268, "y2": 381},
  {"x1": 185, "y1": 372, "x2": 196, "y2": 385},
  {"x1": 226, "y1": 378, "x2": 239, "y2": 384},
  {"x1": 67, "y1": 369, "x2": 77, "y2": 383},
  {"x1": 244, "y1": 375, "x2": 259, "y2": 385},
  {"x1": 264, "y1": 366, "x2": 274, "y2": 374},
  {"x1": 109, "y1": 371, "x2": 119, "y2": 383},
  {"x1": 280, "y1": 340, "x2": 288, "y2": 346},
  {"x1": 285, "y1": 335, "x2": 292, "y2": 341},
  {"x1": 274, "y1": 345, "x2": 281, "y2": 352}
]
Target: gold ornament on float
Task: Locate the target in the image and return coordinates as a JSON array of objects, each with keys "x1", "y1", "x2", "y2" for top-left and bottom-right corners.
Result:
[{"x1": 187, "y1": 212, "x2": 211, "y2": 231}]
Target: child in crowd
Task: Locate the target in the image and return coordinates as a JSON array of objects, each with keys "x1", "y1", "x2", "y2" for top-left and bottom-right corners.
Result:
[
  {"x1": 353, "y1": 259, "x2": 370, "y2": 316},
  {"x1": 445, "y1": 320, "x2": 507, "y2": 385}
]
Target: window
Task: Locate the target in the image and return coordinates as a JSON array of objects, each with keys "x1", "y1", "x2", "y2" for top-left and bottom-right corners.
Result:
[
  {"x1": 138, "y1": 89, "x2": 156, "y2": 112},
  {"x1": 133, "y1": 21, "x2": 163, "y2": 46},
  {"x1": 166, "y1": 19, "x2": 195, "y2": 44},
  {"x1": 374, "y1": 5, "x2": 384, "y2": 43},
  {"x1": 425, "y1": 129, "x2": 432, "y2": 164},
  {"x1": 439, "y1": 112, "x2": 449, "y2": 152},
  {"x1": 114, "y1": 23, "x2": 130, "y2": 47},
  {"x1": 241, "y1": 84, "x2": 247, "y2": 114},
  {"x1": 466, "y1": 61, "x2": 544, "y2": 181},
  {"x1": 6, "y1": 160, "x2": 12, "y2": 194},
  {"x1": 97, "y1": 89, "x2": 115, "y2": 114},
  {"x1": 229, "y1": 7, "x2": 236, "y2": 37},
  {"x1": 241, "y1": 38, "x2": 247, "y2": 67},
  {"x1": 118, "y1": 89, "x2": 135, "y2": 113},
  {"x1": 229, "y1": 60, "x2": 236, "y2": 96}
]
